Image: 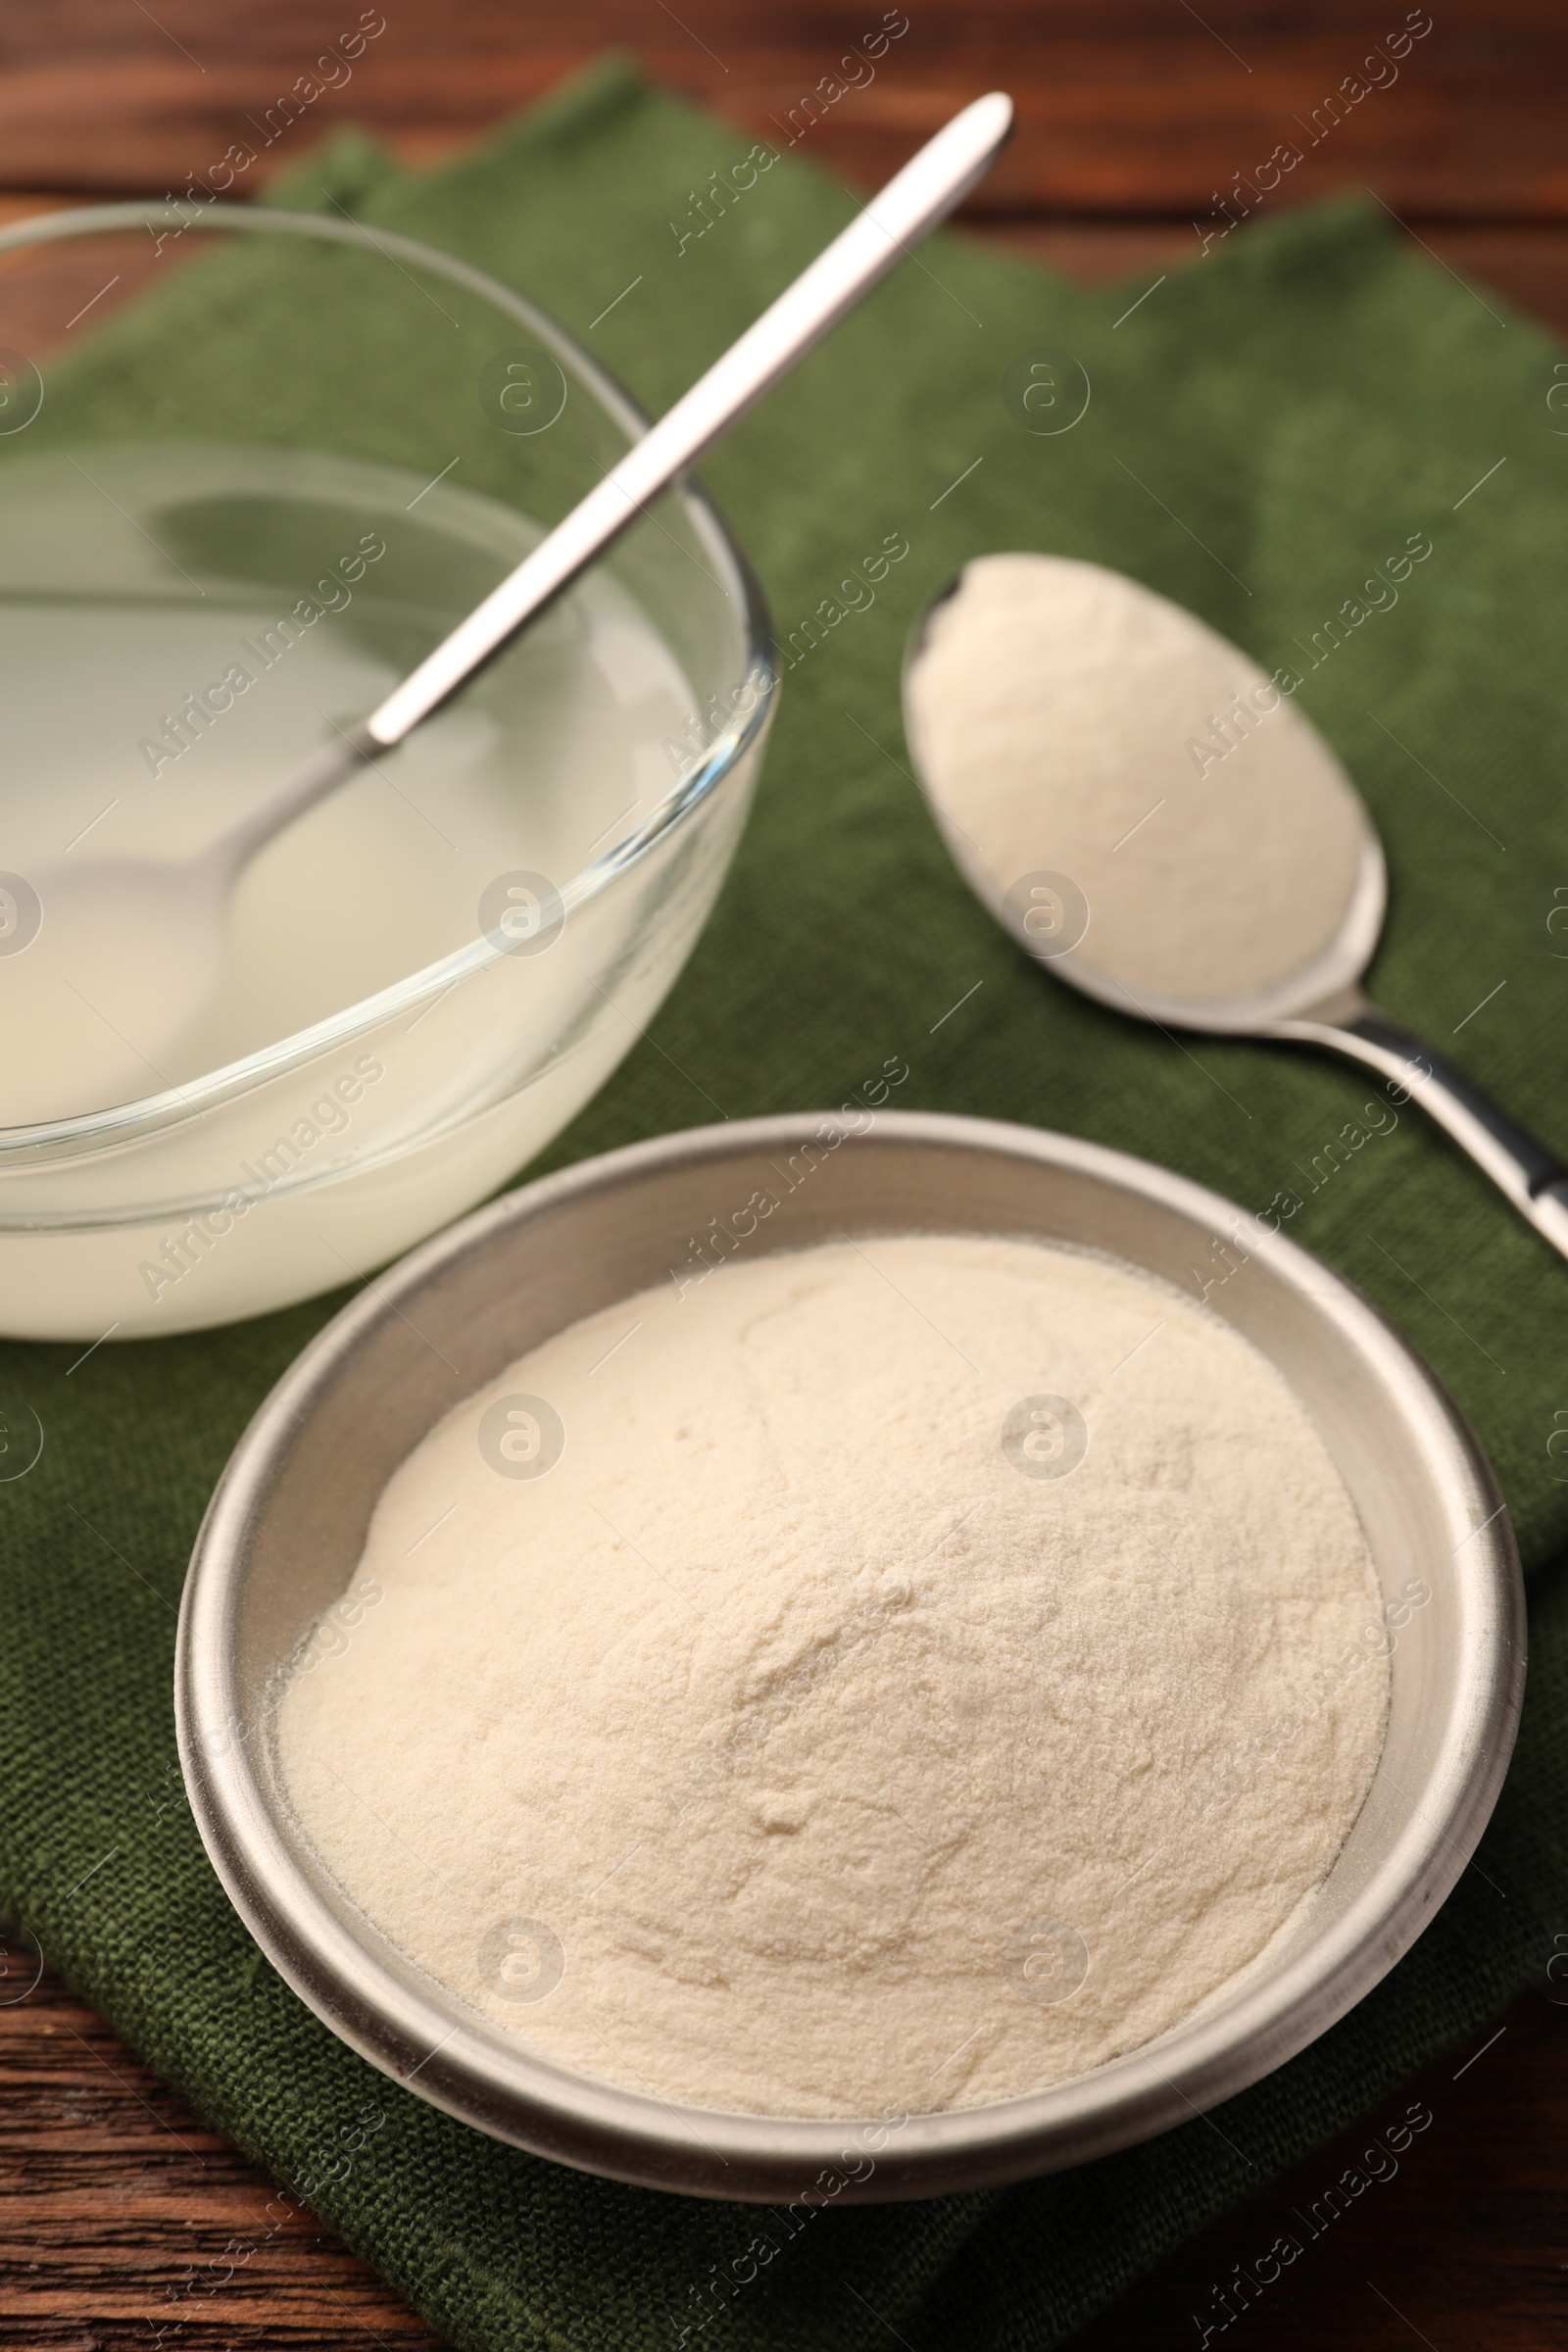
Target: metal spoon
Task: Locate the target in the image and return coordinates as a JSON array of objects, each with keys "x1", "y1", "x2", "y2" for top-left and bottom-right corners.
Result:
[
  {"x1": 10, "y1": 93, "x2": 1013, "y2": 1110},
  {"x1": 904, "y1": 563, "x2": 1568, "y2": 1263}
]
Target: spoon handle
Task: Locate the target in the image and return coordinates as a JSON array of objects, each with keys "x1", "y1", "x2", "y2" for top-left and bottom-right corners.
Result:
[
  {"x1": 209, "y1": 94, "x2": 1013, "y2": 880},
  {"x1": 366, "y1": 91, "x2": 1013, "y2": 749},
  {"x1": 1275, "y1": 1000, "x2": 1568, "y2": 1262}
]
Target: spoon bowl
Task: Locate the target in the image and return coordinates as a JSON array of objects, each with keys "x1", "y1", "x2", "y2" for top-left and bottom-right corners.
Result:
[
  {"x1": 904, "y1": 556, "x2": 1568, "y2": 1260},
  {"x1": 3, "y1": 854, "x2": 232, "y2": 1121}
]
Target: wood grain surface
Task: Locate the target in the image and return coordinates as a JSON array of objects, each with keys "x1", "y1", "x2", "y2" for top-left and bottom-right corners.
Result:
[
  {"x1": 2, "y1": 5, "x2": 1565, "y2": 2346},
  {"x1": 1, "y1": 0, "x2": 1565, "y2": 223},
  {"x1": 2, "y1": 1953, "x2": 1564, "y2": 2348},
  {"x1": 0, "y1": 1956, "x2": 440, "y2": 2349}
]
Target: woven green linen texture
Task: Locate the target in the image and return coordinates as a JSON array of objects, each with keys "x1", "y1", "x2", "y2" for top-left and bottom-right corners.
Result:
[{"x1": 3, "y1": 60, "x2": 1567, "y2": 2351}]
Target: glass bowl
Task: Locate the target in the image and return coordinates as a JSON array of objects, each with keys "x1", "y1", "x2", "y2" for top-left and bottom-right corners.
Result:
[{"x1": 0, "y1": 203, "x2": 775, "y2": 1340}]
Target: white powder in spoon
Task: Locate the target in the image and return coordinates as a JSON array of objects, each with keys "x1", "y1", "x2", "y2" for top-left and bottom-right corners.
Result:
[
  {"x1": 276, "y1": 1233, "x2": 1389, "y2": 2118},
  {"x1": 906, "y1": 554, "x2": 1371, "y2": 1003}
]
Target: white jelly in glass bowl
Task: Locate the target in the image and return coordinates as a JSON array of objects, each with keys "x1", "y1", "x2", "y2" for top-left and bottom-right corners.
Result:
[{"x1": 0, "y1": 205, "x2": 775, "y2": 1340}]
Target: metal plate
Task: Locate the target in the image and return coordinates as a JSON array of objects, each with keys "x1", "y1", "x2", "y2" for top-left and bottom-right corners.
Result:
[{"x1": 175, "y1": 1110, "x2": 1524, "y2": 2201}]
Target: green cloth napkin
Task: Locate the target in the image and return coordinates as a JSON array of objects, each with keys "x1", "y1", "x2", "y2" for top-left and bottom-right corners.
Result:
[{"x1": 5, "y1": 59, "x2": 1568, "y2": 2351}]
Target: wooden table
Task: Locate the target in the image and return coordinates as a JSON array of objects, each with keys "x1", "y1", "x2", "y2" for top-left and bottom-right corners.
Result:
[{"x1": 2, "y1": 6, "x2": 1564, "y2": 2345}]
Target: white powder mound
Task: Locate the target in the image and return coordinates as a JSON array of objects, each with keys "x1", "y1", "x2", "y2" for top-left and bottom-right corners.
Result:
[
  {"x1": 276, "y1": 1234, "x2": 1390, "y2": 2119},
  {"x1": 907, "y1": 554, "x2": 1370, "y2": 1002}
]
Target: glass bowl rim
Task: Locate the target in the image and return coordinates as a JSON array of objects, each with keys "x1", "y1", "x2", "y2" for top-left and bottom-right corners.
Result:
[{"x1": 0, "y1": 199, "x2": 778, "y2": 1168}]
